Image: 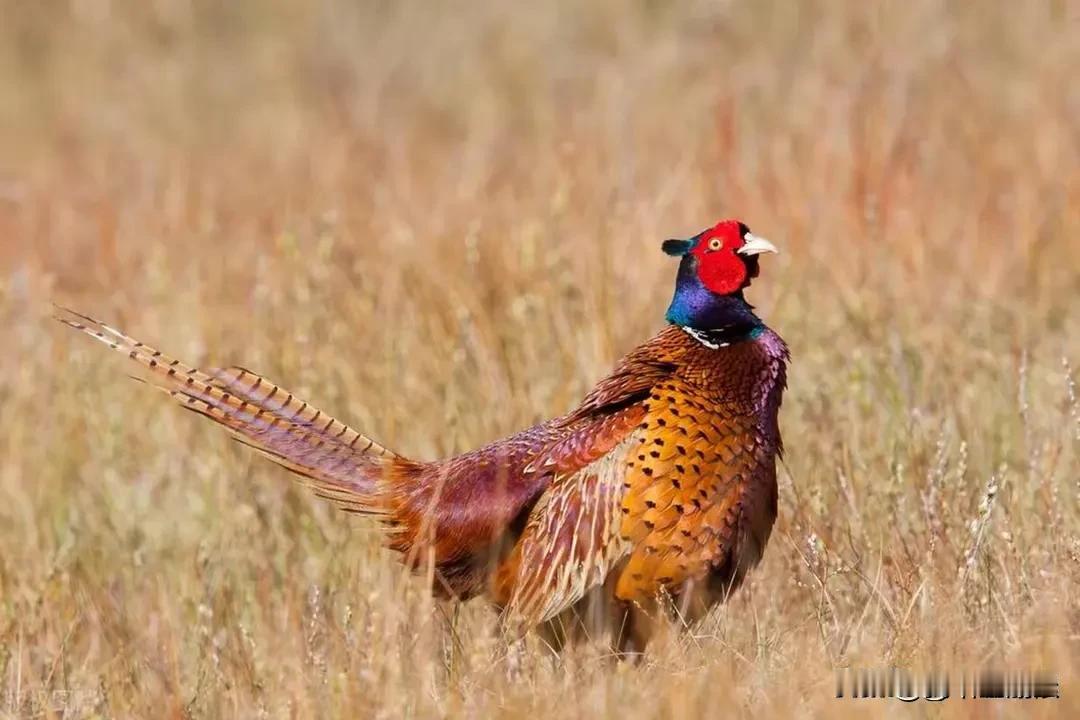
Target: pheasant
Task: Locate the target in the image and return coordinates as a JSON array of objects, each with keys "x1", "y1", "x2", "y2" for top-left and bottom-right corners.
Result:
[{"x1": 57, "y1": 218, "x2": 787, "y2": 651}]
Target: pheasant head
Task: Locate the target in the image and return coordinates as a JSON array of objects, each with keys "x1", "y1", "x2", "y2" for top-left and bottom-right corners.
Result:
[{"x1": 662, "y1": 219, "x2": 777, "y2": 332}]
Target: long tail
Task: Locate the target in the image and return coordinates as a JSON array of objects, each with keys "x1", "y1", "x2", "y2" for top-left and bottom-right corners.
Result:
[{"x1": 54, "y1": 306, "x2": 400, "y2": 514}]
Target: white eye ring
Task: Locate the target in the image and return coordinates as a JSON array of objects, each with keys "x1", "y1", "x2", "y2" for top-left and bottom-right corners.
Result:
[{"x1": 708, "y1": 238, "x2": 723, "y2": 251}]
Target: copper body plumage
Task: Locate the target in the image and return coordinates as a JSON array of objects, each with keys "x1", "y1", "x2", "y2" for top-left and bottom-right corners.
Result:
[{"x1": 59, "y1": 219, "x2": 787, "y2": 651}]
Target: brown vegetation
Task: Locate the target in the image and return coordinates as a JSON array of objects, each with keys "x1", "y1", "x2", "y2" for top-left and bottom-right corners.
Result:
[{"x1": 1, "y1": 1, "x2": 1077, "y2": 717}]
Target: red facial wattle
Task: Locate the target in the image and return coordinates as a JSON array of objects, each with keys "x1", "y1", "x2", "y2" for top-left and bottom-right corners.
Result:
[
  {"x1": 691, "y1": 221, "x2": 749, "y2": 296},
  {"x1": 662, "y1": 218, "x2": 778, "y2": 328}
]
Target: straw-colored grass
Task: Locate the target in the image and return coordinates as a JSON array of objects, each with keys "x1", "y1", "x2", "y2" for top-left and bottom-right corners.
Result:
[{"x1": 2, "y1": 1, "x2": 1077, "y2": 717}]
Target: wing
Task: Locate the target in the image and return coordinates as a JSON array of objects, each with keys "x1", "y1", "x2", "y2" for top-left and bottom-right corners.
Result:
[
  {"x1": 496, "y1": 328, "x2": 692, "y2": 624},
  {"x1": 384, "y1": 341, "x2": 680, "y2": 604},
  {"x1": 497, "y1": 410, "x2": 644, "y2": 624}
]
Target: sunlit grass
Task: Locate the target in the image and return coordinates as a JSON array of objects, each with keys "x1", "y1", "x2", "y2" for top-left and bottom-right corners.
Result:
[{"x1": 1, "y1": 1, "x2": 1077, "y2": 717}]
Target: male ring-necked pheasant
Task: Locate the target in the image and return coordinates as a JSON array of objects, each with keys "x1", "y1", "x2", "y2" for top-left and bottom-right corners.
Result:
[{"x1": 58, "y1": 219, "x2": 787, "y2": 651}]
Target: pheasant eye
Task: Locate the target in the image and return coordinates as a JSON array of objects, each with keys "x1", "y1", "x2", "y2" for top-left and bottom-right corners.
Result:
[{"x1": 708, "y1": 238, "x2": 722, "y2": 251}]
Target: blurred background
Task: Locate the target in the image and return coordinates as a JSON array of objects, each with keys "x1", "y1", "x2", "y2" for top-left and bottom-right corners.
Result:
[{"x1": 1, "y1": 1, "x2": 1077, "y2": 717}]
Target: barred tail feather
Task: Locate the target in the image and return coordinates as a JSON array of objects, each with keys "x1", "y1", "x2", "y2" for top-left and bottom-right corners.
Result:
[
  {"x1": 205, "y1": 366, "x2": 391, "y2": 455},
  {"x1": 54, "y1": 306, "x2": 399, "y2": 515}
]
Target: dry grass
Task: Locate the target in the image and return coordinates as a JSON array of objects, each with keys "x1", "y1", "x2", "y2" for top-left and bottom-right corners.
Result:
[{"x1": 1, "y1": 1, "x2": 1078, "y2": 717}]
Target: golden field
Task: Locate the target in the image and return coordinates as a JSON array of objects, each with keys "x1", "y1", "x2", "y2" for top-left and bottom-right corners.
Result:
[{"x1": 1, "y1": 1, "x2": 1078, "y2": 717}]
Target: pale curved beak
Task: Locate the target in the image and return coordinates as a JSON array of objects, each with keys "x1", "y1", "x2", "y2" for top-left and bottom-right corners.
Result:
[{"x1": 737, "y1": 233, "x2": 779, "y2": 256}]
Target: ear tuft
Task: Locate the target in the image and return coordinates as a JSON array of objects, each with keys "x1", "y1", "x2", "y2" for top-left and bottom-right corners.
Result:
[{"x1": 662, "y1": 239, "x2": 692, "y2": 257}]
